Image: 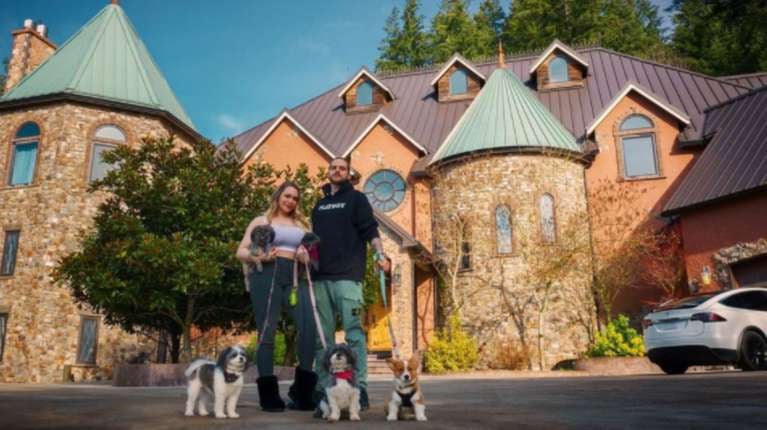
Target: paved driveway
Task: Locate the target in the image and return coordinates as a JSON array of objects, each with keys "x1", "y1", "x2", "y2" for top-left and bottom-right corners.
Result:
[{"x1": 0, "y1": 371, "x2": 765, "y2": 429}]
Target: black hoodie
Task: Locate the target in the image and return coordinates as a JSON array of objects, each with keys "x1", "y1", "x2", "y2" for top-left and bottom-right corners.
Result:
[{"x1": 311, "y1": 181, "x2": 379, "y2": 282}]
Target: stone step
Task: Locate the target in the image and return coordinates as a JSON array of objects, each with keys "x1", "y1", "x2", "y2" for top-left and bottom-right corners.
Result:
[{"x1": 367, "y1": 352, "x2": 393, "y2": 375}]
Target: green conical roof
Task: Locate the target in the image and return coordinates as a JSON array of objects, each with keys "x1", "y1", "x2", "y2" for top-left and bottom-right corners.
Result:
[
  {"x1": 1, "y1": 4, "x2": 194, "y2": 129},
  {"x1": 430, "y1": 68, "x2": 578, "y2": 165}
]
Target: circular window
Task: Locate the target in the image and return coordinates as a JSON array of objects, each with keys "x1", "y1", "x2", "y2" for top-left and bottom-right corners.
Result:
[{"x1": 364, "y1": 169, "x2": 406, "y2": 212}]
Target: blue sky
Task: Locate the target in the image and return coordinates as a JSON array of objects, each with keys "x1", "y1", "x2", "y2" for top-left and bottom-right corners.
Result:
[{"x1": 1, "y1": 0, "x2": 673, "y2": 142}]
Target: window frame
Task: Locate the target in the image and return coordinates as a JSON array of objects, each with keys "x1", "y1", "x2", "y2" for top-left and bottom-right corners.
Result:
[
  {"x1": 87, "y1": 124, "x2": 127, "y2": 183},
  {"x1": 0, "y1": 312, "x2": 7, "y2": 362},
  {"x1": 7, "y1": 121, "x2": 42, "y2": 187},
  {"x1": 548, "y1": 54, "x2": 569, "y2": 83},
  {"x1": 363, "y1": 169, "x2": 407, "y2": 213},
  {"x1": 449, "y1": 68, "x2": 469, "y2": 96},
  {"x1": 494, "y1": 205, "x2": 513, "y2": 255},
  {"x1": 616, "y1": 113, "x2": 662, "y2": 180},
  {"x1": 1, "y1": 229, "x2": 21, "y2": 277},
  {"x1": 539, "y1": 193, "x2": 557, "y2": 244},
  {"x1": 356, "y1": 80, "x2": 374, "y2": 106},
  {"x1": 76, "y1": 315, "x2": 100, "y2": 365}
]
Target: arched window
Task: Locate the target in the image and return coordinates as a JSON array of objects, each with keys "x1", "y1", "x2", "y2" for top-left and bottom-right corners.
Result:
[
  {"x1": 90, "y1": 125, "x2": 126, "y2": 182},
  {"x1": 363, "y1": 169, "x2": 406, "y2": 212},
  {"x1": 619, "y1": 114, "x2": 658, "y2": 178},
  {"x1": 8, "y1": 121, "x2": 40, "y2": 186},
  {"x1": 357, "y1": 80, "x2": 373, "y2": 106},
  {"x1": 540, "y1": 194, "x2": 556, "y2": 244},
  {"x1": 450, "y1": 69, "x2": 468, "y2": 95},
  {"x1": 495, "y1": 205, "x2": 512, "y2": 254},
  {"x1": 549, "y1": 55, "x2": 569, "y2": 83}
]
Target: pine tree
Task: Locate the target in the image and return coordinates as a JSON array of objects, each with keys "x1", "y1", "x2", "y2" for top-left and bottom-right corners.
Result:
[
  {"x1": 474, "y1": 0, "x2": 507, "y2": 59},
  {"x1": 376, "y1": 1, "x2": 430, "y2": 72},
  {"x1": 430, "y1": 0, "x2": 482, "y2": 62},
  {"x1": 670, "y1": 0, "x2": 767, "y2": 75},
  {"x1": 376, "y1": 6, "x2": 403, "y2": 72}
]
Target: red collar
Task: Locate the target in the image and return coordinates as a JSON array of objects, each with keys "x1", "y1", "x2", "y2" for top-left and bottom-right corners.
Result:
[{"x1": 333, "y1": 370, "x2": 354, "y2": 382}]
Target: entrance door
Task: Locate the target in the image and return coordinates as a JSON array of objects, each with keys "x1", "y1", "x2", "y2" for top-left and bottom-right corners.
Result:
[{"x1": 731, "y1": 254, "x2": 767, "y2": 288}]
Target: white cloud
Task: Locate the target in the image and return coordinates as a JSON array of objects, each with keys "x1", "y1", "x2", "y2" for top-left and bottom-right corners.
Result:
[{"x1": 216, "y1": 113, "x2": 245, "y2": 134}]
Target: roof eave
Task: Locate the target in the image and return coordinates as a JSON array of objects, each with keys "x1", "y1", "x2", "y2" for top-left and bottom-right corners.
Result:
[
  {"x1": 428, "y1": 53, "x2": 487, "y2": 86},
  {"x1": 336, "y1": 67, "x2": 395, "y2": 100},
  {"x1": 528, "y1": 40, "x2": 590, "y2": 75}
]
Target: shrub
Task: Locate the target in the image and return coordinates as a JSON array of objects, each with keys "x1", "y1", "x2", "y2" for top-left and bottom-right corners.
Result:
[
  {"x1": 491, "y1": 340, "x2": 531, "y2": 370},
  {"x1": 246, "y1": 330, "x2": 287, "y2": 365},
  {"x1": 424, "y1": 314, "x2": 478, "y2": 373},
  {"x1": 587, "y1": 315, "x2": 644, "y2": 358}
]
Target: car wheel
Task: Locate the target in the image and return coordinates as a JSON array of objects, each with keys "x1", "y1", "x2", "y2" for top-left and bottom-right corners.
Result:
[
  {"x1": 739, "y1": 331, "x2": 767, "y2": 371},
  {"x1": 658, "y1": 361, "x2": 688, "y2": 375}
]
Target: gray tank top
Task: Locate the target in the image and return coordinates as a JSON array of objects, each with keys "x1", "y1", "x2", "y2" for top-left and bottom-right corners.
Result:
[{"x1": 271, "y1": 224, "x2": 304, "y2": 252}]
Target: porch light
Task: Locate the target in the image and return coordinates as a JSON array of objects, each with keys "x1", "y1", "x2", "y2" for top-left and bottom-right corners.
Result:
[{"x1": 701, "y1": 266, "x2": 712, "y2": 286}]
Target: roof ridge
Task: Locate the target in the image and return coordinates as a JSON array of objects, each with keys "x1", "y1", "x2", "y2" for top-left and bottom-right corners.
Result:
[
  {"x1": 115, "y1": 6, "x2": 160, "y2": 105},
  {"x1": 593, "y1": 47, "x2": 752, "y2": 92},
  {"x1": 722, "y1": 71, "x2": 767, "y2": 79},
  {"x1": 69, "y1": 6, "x2": 114, "y2": 93},
  {"x1": 703, "y1": 85, "x2": 767, "y2": 113}
]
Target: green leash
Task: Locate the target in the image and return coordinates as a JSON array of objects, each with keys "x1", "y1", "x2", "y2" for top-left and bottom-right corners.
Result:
[{"x1": 376, "y1": 252, "x2": 399, "y2": 359}]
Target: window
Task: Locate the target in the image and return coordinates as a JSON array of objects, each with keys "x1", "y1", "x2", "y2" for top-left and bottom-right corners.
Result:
[
  {"x1": 549, "y1": 55, "x2": 569, "y2": 83},
  {"x1": 540, "y1": 194, "x2": 556, "y2": 244},
  {"x1": 90, "y1": 125, "x2": 126, "y2": 182},
  {"x1": 459, "y1": 241, "x2": 472, "y2": 271},
  {"x1": 8, "y1": 121, "x2": 40, "y2": 186},
  {"x1": 0, "y1": 313, "x2": 7, "y2": 362},
  {"x1": 1, "y1": 230, "x2": 20, "y2": 276},
  {"x1": 495, "y1": 205, "x2": 512, "y2": 254},
  {"x1": 77, "y1": 316, "x2": 99, "y2": 364},
  {"x1": 726, "y1": 291, "x2": 767, "y2": 312},
  {"x1": 357, "y1": 81, "x2": 373, "y2": 106},
  {"x1": 363, "y1": 169, "x2": 406, "y2": 212},
  {"x1": 450, "y1": 69, "x2": 468, "y2": 95},
  {"x1": 619, "y1": 114, "x2": 658, "y2": 178}
]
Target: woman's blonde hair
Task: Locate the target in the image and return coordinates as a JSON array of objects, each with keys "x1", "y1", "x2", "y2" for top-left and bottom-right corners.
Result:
[{"x1": 265, "y1": 181, "x2": 310, "y2": 229}]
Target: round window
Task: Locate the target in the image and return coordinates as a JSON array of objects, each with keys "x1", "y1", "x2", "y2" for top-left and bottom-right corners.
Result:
[{"x1": 363, "y1": 169, "x2": 406, "y2": 212}]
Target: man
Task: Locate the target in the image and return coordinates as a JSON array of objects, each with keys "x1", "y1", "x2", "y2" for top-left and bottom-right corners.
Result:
[{"x1": 310, "y1": 156, "x2": 390, "y2": 413}]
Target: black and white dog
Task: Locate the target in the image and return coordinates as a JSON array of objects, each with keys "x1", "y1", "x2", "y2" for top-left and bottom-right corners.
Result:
[
  {"x1": 318, "y1": 344, "x2": 361, "y2": 421},
  {"x1": 184, "y1": 346, "x2": 247, "y2": 419}
]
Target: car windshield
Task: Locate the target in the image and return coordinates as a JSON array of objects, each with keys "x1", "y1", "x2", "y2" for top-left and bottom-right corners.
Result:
[{"x1": 655, "y1": 294, "x2": 716, "y2": 311}]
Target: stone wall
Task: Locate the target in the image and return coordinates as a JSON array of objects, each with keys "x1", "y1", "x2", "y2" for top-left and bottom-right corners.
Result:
[
  {"x1": 0, "y1": 102, "x2": 195, "y2": 383},
  {"x1": 430, "y1": 152, "x2": 593, "y2": 369}
]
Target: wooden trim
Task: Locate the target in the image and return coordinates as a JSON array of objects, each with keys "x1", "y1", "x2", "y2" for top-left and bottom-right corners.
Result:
[
  {"x1": 429, "y1": 53, "x2": 486, "y2": 86},
  {"x1": 76, "y1": 314, "x2": 100, "y2": 365},
  {"x1": 586, "y1": 83, "x2": 690, "y2": 135},
  {"x1": 613, "y1": 109, "x2": 663, "y2": 181},
  {"x1": 84, "y1": 122, "x2": 131, "y2": 184}
]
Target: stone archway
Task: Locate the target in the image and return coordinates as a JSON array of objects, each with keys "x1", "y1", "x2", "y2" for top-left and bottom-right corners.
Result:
[{"x1": 712, "y1": 238, "x2": 767, "y2": 289}]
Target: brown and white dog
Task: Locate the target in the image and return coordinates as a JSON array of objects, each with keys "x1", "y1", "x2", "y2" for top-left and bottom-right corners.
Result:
[{"x1": 385, "y1": 351, "x2": 427, "y2": 421}]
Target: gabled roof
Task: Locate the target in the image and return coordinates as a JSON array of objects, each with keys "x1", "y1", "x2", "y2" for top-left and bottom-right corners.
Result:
[
  {"x1": 233, "y1": 46, "x2": 749, "y2": 166},
  {"x1": 241, "y1": 110, "x2": 335, "y2": 163},
  {"x1": 0, "y1": 3, "x2": 194, "y2": 129},
  {"x1": 722, "y1": 72, "x2": 767, "y2": 89},
  {"x1": 428, "y1": 53, "x2": 486, "y2": 86},
  {"x1": 337, "y1": 67, "x2": 395, "y2": 100},
  {"x1": 430, "y1": 67, "x2": 579, "y2": 165},
  {"x1": 586, "y1": 82, "x2": 691, "y2": 135},
  {"x1": 664, "y1": 86, "x2": 767, "y2": 214},
  {"x1": 528, "y1": 39, "x2": 589, "y2": 75},
  {"x1": 342, "y1": 114, "x2": 427, "y2": 157}
]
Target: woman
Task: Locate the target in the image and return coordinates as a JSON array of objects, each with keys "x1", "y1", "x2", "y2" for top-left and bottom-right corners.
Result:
[{"x1": 237, "y1": 181, "x2": 317, "y2": 412}]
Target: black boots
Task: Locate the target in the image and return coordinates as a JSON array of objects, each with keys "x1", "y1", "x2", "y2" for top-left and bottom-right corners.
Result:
[
  {"x1": 287, "y1": 366, "x2": 318, "y2": 411},
  {"x1": 256, "y1": 375, "x2": 286, "y2": 412}
]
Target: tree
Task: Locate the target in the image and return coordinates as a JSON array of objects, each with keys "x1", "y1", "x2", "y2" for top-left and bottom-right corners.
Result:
[
  {"x1": 0, "y1": 58, "x2": 8, "y2": 95},
  {"x1": 54, "y1": 137, "x2": 281, "y2": 362},
  {"x1": 376, "y1": 0, "x2": 430, "y2": 72},
  {"x1": 474, "y1": 0, "x2": 507, "y2": 59},
  {"x1": 430, "y1": 0, "x2": 482, "y2": 62},
  {"x1": 669, "y1": 0, "x2": 767, "y2": 75}
]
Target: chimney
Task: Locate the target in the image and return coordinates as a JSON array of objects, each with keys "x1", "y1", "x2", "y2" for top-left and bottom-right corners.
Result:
[{"x1": 4, "y1": 19, "x2": 57, "y2": 93}]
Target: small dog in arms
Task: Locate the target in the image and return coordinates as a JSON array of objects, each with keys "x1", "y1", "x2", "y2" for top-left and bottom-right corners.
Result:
[
  {"x1": 386, "y1": 351, "x2": 427, "y2": 421},
  {"x1": 242, "y1": 224, "x2": 275, "y2": 292},
  {"x1": 318, "y1": 344, "x2": 361, "y2": 421},
  {"x1": 184, "y1": 346, "x2": 247, "y2": 419}
]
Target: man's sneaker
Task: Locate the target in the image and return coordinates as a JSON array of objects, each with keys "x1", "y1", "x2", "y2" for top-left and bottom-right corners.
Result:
[{"x1": 359, "y1": 388, "x2": 370, "y2": 411}]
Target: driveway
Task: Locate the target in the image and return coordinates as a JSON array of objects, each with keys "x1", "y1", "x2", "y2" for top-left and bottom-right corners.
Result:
[{"x1": 0, "y1": 371, "x2": 764, "y2": 429}]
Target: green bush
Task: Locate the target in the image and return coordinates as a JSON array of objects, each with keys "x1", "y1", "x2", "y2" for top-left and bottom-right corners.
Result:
[
  {"x1": 587, "y1": 315, "x2": 645, "y2": 358},
  {"x1": 246, "y1": 330, "x2": 287, "y2": 365},
  {"x1": 424, "y1": 314, "x2": 478, "y2": 373}
]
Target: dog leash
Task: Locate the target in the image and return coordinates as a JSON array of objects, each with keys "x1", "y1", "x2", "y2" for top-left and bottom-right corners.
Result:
[
  {"x1": 376, "y1": 252, "x2": 400, "y2": 359},
  {"x1": 256, "y1": 259, "x2": 279, "y2": 349},
  {"x1": 301, "y1": 260, "x2": 329, "y2": 351}
]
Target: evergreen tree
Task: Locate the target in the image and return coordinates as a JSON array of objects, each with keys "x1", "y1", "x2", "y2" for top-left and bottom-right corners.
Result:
[
  {"x1": 376, "y1": 0, "x2": 430, "y2": 72},
  {"x1": 474, "y1": 0, "x2": 507, "y2": 59},
  {"x1": 670, "y1": 0, "x2": 767, "y2": 75},
  {"x1": 430, "y1": 0, "x2": 482, "y2": 62}
]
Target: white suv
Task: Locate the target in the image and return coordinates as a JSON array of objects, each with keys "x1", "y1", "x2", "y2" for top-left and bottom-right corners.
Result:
[{"x1": 643, "y1": 287, "x2": 767, "y2": 374}]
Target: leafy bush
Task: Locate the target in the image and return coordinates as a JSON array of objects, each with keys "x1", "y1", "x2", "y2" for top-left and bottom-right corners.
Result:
[
  {"x1": 246, "y1": 330, "x2": 287, "y2": 365},
  {"x1": 424, "y1": 314, "x2": 478, "y2": 373},
  {"x1": 587, "y1": 315, "x2": 645, "y2": 357}
]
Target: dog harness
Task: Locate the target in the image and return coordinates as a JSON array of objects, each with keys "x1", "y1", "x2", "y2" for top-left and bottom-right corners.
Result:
[
  {"x1": 396, "y1": 388, "x2": 415, "y2": 408},
  {"x1": 224, "y1": 371, "x2": 239, "y2": 383}
]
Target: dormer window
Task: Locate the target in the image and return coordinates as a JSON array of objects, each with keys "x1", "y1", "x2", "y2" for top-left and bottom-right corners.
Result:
[
  {"x1": 450, "y1": 69, "x2": 468, "y2": 95},
  {"x1": 548, "y1": 55, "x2": 569, "y2": 83},
  {"x1": 357, "y1": 80, "x2": 373, "y2": 106}
]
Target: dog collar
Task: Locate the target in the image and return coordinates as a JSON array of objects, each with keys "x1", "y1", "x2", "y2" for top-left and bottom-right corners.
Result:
[
  {"x1": 333, "y1": 370, "x2": 354, "y2": 382},
  {"x1": 224, "y1": 371, "x2": 239, "y2": 383}
]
